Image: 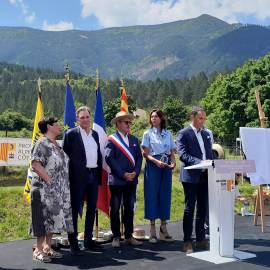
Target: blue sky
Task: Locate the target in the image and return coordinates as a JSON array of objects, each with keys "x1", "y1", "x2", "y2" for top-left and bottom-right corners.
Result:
[{"x1": 1, "y1": 0, "x2": 270, "y2": 31}]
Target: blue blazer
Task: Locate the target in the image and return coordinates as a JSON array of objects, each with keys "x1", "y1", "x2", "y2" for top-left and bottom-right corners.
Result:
[
  {"x1": 105, "y1": 132, "x2": 142, "y2": 186},
  {"x1": 176, "y1": 126, "x2": 213, "y2": 183},
  {"x1": 63, "y1": 127, "x2": 102, "y2": 209}
]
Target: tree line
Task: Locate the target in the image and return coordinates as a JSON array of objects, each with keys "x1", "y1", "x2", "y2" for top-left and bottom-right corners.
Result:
[
  {"x1": 1, "y1": 51, "x2": 270, "y2": 143},
  {"x1": 0, "y1": 62, "x2": 211, "y2": 131},
  {"x1": 202, "y1": 53, "x2": 270, "y2": 143}
]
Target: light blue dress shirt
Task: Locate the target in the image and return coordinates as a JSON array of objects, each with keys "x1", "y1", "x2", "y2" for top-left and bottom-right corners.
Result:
[
  {"x1": 190, "y1": 124, "x2": 206, "y2": 160},
  {"x1": 141, "y1": 127, "x2": 176, "y2": 156}
]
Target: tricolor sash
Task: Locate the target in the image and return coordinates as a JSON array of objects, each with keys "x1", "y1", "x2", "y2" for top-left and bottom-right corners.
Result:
[{"x1": 108, "y1": 134, "x2": 135, "y2": 167}]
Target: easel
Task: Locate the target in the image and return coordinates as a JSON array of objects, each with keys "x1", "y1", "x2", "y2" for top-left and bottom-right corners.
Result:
[{"x1": 253, "y1": 89, "x2": 267, "y2": 232}]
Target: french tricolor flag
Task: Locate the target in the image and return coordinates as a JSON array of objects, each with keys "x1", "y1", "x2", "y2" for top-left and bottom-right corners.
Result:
[{"x1": 93, "y1": 86, "x2": 111, "y2": 216}]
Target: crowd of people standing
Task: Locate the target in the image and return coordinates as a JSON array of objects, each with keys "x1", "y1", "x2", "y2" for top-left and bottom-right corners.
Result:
[{"x1": 30, "y1": 105, "x2": 212, "y2": 262}]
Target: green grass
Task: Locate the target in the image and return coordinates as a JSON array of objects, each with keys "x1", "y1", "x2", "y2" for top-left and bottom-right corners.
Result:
[
  {"x1": 0, "y1": 186, "x2": 31, "y2": 242},
  {"x1": 0, "y1": 166, "x2": 256, "y2": 243},
  {"x1": 235, "y1": 180, "x2": 257, "y2": 213},
  {"x1": 0, "y1": 167, "x2": 28, "y2": 186},
  {"x1": 0, "y1": 172, "x2": 184, "y2": 243},
  {"x1": 77, "y1": 176, "x2": 184, "y2": 234}
]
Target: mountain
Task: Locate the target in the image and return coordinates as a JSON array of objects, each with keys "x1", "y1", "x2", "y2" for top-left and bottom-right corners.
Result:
[{"x1": 0, "y1": 14, "x2": 269, "y2": 80}]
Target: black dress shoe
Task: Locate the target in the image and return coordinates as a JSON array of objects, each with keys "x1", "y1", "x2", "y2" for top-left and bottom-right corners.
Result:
[
  {"x1": 68, "y1": 233, "x2": 83, "y2": 255},
  {"x1": 84, "y1": 240, "x2": 103, "y2": 251},
  {"x1": 196, "y1": 239, "x2": 209, "y2": 250},
  {"x1": 70, "y1": 247, "x2": 83, "y2": 256}
]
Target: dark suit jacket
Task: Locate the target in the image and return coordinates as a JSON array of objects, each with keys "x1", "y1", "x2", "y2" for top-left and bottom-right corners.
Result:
[
  {"x1": 176, "y1": 126, "x2": 213, "y2": 183},
  {"x1": 105, "y1": 132, "x2": 142, "y2": 186},
  {"x1": 63, "y1": 127, "x2": 102, "y2": 210}
]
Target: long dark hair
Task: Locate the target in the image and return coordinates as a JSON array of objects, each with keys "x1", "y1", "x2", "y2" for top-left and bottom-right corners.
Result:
[{"x1": 149, "y1": 109, "x2": 167, "y2": 130}]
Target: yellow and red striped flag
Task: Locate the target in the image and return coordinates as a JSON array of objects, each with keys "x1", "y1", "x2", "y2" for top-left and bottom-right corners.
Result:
[{"x1": 120, "y1": 83, "x2": 128, "y2": 112}]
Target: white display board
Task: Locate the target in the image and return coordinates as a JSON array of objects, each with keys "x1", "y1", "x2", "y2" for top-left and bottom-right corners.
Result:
[
  {"x1": 0, "y1": 137, "x2": 62, "y2": 166},
  {"x1": 0, "y1": 138, "x2": 32, "y2": 166},
  {"x1": 240, "y1": 127, "x2": 270, "y2": 185}
]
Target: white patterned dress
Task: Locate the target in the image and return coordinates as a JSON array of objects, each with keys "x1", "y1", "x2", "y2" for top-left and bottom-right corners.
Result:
[{"x1": 30, "y1": 137, "x2": 74, "y2": 235}]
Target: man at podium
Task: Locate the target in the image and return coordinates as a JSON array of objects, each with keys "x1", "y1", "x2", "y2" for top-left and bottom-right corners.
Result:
[{"x1": 176, "y1": 107, "x2": 213, "y2": 254}]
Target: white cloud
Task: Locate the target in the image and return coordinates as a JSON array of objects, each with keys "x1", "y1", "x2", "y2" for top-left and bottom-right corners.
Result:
[
  {"x1": 19, "y1": 0, "x2": 28, "y2": 15},
  {"x1": 25, "y1": 12, "x2": 36, "y2": 23},
  {"x1": 8, "y1": 0, "x2": 36, "y2": 24},
  {"x1": 42, "y1": 21, "x2": 74, "y2": 31},
  {"x1": 80, "y1": 0, "x2": 270, "y2": 27}
]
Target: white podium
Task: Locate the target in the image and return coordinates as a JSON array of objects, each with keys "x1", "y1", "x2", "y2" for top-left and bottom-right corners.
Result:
[{"x1": 185, "y1": 160, "x2": 257, "y2": 264}]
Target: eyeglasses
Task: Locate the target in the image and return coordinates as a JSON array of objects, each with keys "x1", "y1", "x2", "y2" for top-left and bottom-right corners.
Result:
[
  {"x1": 121, "y1": 120, "x2": 132, "y2": 125},
  {"x1": 49, "y1": 121, "x2": 58, "y2": 126}
]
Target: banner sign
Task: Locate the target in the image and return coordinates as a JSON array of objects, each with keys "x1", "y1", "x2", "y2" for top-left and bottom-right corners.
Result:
[
  {"x1": 0, "y1": 138, "x2": 32, "y2": 166},
  {"x1": 0, "y1": 137, "x2": 62, "y2": 166}
]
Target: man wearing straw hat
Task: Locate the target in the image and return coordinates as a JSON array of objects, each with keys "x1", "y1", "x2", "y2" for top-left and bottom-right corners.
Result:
[{"x1": 105, "y1": 111, "x2": 143, "y2": 248}]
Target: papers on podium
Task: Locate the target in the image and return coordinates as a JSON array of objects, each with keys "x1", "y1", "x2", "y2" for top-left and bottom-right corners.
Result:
[{"x1": 185, "y1": 160, "x2": 256, "y2": 174}]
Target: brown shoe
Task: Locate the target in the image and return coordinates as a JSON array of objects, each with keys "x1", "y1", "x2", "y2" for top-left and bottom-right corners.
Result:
[
  {"x1": 196, "y1": 239, "x2": 209, "y2": 250},
  {"x1": 125, "y1": 237, "x2": 143, "y2": 246},
  {"x1": 183, "y1": 241, "x2": 193, "y2": 254},
  {"x1": 159, "y1": 226, "x2": 174, "y2": 242}
]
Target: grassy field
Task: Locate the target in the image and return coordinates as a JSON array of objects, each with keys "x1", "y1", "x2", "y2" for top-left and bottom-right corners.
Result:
[
  {"x1": 0, "y1": 173, "x2": 183, "y2": 243},
  {"x1": 0, "y1": 166, "x2": 256, "y2": 243}
]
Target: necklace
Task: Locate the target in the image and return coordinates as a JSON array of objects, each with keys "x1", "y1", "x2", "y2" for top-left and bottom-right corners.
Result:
[{"x1": 44, "y1": 136, "x2": 60, "y2": 149}]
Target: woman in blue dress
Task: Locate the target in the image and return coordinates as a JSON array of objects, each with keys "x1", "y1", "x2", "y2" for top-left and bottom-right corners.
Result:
[{"x1": 141, "y1": 109, "x2": 176, "y2": 243}]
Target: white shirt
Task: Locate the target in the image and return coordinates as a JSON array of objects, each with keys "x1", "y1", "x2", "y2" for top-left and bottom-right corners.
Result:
[
  {"x1": 79, "y1": 127, "x2": 98, "y2": 168},
  {"x1": 204, "y1": 127, "x2": 214, "y2": 145},
  {"x1": 190, "y1": 124, "x2": 206, "y2": 160},
  {"x1": 118, "y1": 130, "x2": 129, "y2": 146}
]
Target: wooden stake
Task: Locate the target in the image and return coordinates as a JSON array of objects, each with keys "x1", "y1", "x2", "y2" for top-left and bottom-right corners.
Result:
[{"x1": 254, "y1": 88, "x2": 267, "y2": 232}]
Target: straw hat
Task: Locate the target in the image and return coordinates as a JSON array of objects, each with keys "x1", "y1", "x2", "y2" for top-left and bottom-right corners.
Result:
[
  {"x1": 212, "y1": 143, "x2": 225, "y2": 159},
  {"x1": 111, "y1": 111, "x2": 134, "y2": 125},
  {"x1": 132, "y1": 227, "x2": 149, "y2": 240},
  {"x1": 78, "y1": 232, "x2": 84, "y2": 240}
]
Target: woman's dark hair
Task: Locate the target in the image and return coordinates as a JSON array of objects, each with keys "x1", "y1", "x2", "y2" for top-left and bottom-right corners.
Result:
[
  {"x1": 149, "y1": 109, "x2": 167, "y2": 130},
  {"x1": 38, "y1": 117, "x2": 58, "y2": 134}
]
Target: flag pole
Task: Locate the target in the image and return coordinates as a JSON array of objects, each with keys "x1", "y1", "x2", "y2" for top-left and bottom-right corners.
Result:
[
  {"x1": 96, "y1": 68, "x2": 99, "y2": 89},
  {"x1": 120, "y1": 79, "x2": 125, "y2": 238},
  {"x1": 120, "y1": 79, "x2": 124, "y2": 98},
  {"x1": 64, "y1": 63, "x2": 70, "y2": 83},
  {"x1": 95, "y1": 68, "x2": 100, "y2": 240},
  {"x1": 37, "y1": 77, "x2": 41, "y2": 93}
]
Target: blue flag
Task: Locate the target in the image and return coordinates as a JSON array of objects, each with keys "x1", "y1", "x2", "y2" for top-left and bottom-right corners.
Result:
[{"x1": 64, "y1": 82, "x2": 76, "y2": 129}]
